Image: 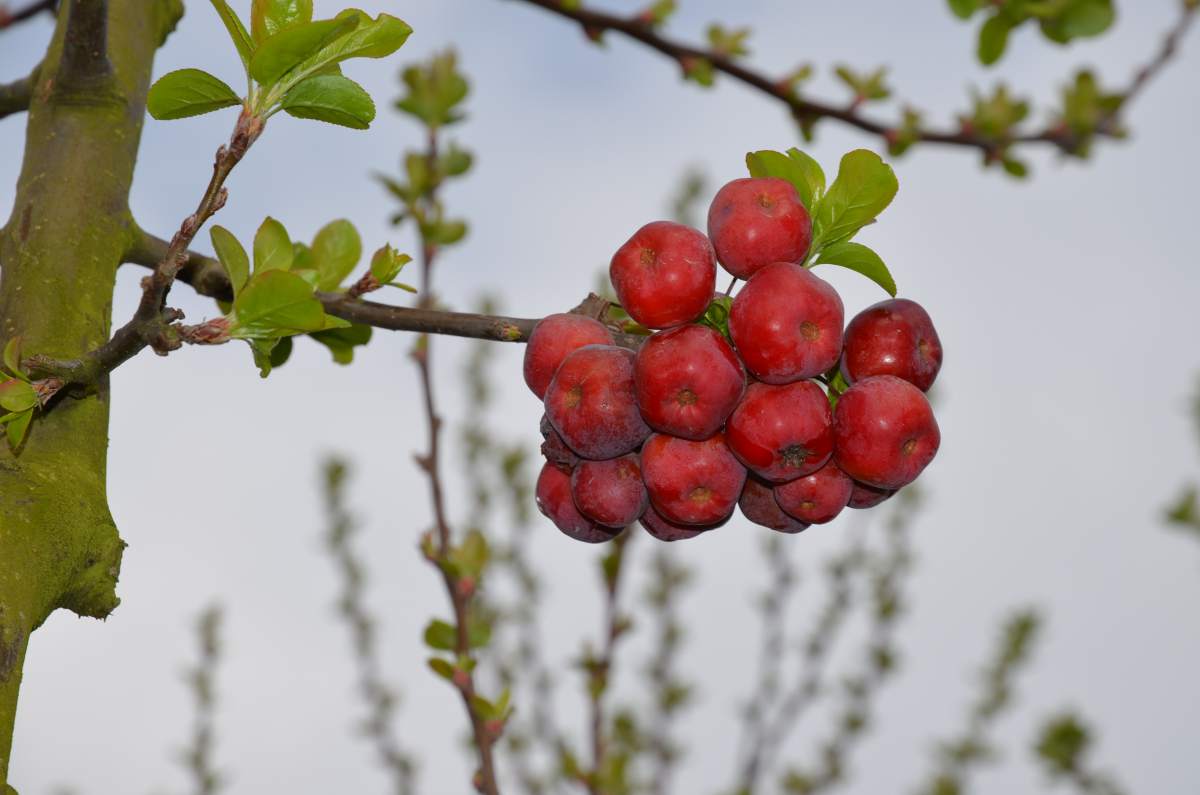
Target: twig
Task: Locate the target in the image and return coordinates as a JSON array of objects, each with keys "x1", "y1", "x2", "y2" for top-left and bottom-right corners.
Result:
[
  {"x1": 0, "y1": 68, "x2": 35, "y2": 119},
  {"x1": 642, "y1": 549, "x2": 693, "y2": 795},
  {"x1": 409, "y1": 126, "x2": 503, "y2": 795},
  {"x1": 179, "y1": 604, "x2": 224, "y2": 795},
  {"x1": 0, "y1": 0, "x2": 56, "y2": 30},
  {"x1": 28, "y1": 110, "x2": 263, "y2": 384},
  {"x1": 322, "y1": 459, "x2": 417, "y2": 795},
  {"x1": 511, "y1": 0, "x2": 1197, "y2": 157}
]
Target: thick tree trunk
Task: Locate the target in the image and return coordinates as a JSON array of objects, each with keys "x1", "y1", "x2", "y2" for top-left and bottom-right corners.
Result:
[{"x1": 0, "y1": 0, "x2": 180, "y2": 787}]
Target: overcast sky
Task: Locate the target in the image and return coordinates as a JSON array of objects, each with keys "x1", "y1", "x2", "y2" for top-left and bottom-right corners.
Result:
[{"x1": 3, "y1": 1, "x2": 1200, "y2": 794}]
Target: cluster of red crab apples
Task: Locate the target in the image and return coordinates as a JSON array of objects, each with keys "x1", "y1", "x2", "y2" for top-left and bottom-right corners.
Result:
[{"x1": 526, "y1": 177, "x2": 943, "y2": 543}]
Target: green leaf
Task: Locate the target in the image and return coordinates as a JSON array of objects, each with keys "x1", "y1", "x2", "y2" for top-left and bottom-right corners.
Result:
[
  {"x1": 308, "y1": 219, "x2": 362, "y2": 291},
  {"x1": 947, "y1": 0, "x2": 981, "y2": 19},
  {"x1": 424, "y1": 619, "x2": 457, "y2": 651},
  {"x1": 147, "y1": 69, "x2": 241, "y2": 120},
  {"x1": 291, "y1": 11, "x2": 412, "y2": 84},
  {"x1": 812, "y1": 150, "x2": 898, "y2": 249},
  {"x1": 978, "y1": 14, "x2": 1014, "y2": 66},
  {"x1": 467, "y1": 615, "x2": 492, "y2": 649},
  {"x1": 457, "y1": 530, "x2": 490, "y2": 578},
  {"x1": 230, "y1": 270, "x2": 327, "y2": 337},
  {"x1": 250, "y1": 16, "x2": 358, "y2": 88},
  {"x1": 369, "y1": 245, "x2": 412, "y2": 285},
  {"x1": 309, "y1": 323, "x2": 372, "y2": 365},
  {"x1": 3, "y1": 337, "x2": 25, "y2": 381},
  {"x1": 209, "y1": 0, "x2": 255, "y2": 70},
  {"x1": 1047, "y1": 0, "x2": 1115, "y2": 40},
  {"x1": 0, "y1": 379, "x2": 37, "y2": 413},
  {"x1": 395, "y1": 50, "x2": 469, "y2": 127},
  {"x1": 210, "y1": 226, "x2": 250, "y2": 297},
  {"x1": 745, "y1": 148, "x2": 825, "y2": 210},
  {"x1": 813, "y1": 242, "x2": 897, "y2": 296},
  {"x1": 248, "y1": 337, "x2": 280, "y2": 377},
  {"x1": 253, "y1": 217, "x2": 293, "y2": 274},
  {"x1": 427, "y1": 657, "x2": 455, "y2": 681},
  {"x1": 471, "y1": 694, "x2": 496, "y2": 720},
  {"x1": 280, "y1": 73, "x2": 375, "y2": 129},
  {"x1": 426, "y1": 219, "x2": 467, "y2": 246},
  {"x1": 5, "y1": 408, "x2": 32, "y2": 449},
  {"x1": 251, "y1": 0, "x2": 313, "y2": 43}
]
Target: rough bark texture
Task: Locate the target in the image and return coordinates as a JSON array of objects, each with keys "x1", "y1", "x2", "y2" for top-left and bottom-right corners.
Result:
[{"x1": 0, "y1": 0, "x2": 181, "y2": 786}]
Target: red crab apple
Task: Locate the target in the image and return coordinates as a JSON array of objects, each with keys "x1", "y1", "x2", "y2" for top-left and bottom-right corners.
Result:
[
  {"x1": 739, "y1": 476, "x2": 809, "y2": 534},
  {"x1": 729, "y1": 262, "x2": 844, "y2": 383},
  {"x1": 545, "y1": 345, "x2": 650, "y2": 460},
  {"x1": 571, "y1": 454, "x2": 649, "y2": 528},
  {"x1": 634, "y1": 324, "x2": 745, "y2": 440},
  {"x1": 523, "y1": 313, "x2": 614, "y2": 399},
  {"x1": 641, "y1": 432, "x2": 747, "y2": 525},
  {"x1": 841, "y1": 299, "x2": 943, "y2": 392},
  {"x1": 774, "y1": 461, "x2": 853, "y2": 525},
  {"x1": 833, "y1": 375, "x2": 940, "y2": 490},
  {"x1": 609, "y1": 220, "x2": 717, "y2": 329},
  {"x1": 848, "y1": 480, "x2": 895, "y2": 509},
  {"x1": 707, "y1": 177, "x2": 813, "y2": 279},
  {"x1": 540, "y1": 414, "x2": 579, "y2": 468},
  {"x1": 640, "y1": 504, "x2": 727, "y2": 541},
  {"x1": 536, "y1": 462, "x2": 620, "y2": 543},
  {"x1": 725, "y1": 380, "x2": 833, "y2": 482}
]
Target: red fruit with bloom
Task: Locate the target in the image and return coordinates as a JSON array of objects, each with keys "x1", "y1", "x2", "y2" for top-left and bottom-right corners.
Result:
[
  {"x1": 833, "y1": 375, "x2": 940, "y2": 490},
  {"x1": 545, "y1": 345, "x2": 650, "y2": 460},
  {"x1": 641, "y1": 432, "x2": 747, "y2": 525},
  {"x1": 523, "y1": 313, "x2": 614, "y2": 399},
  {"x1": 739, "y1": 476, "x2": 809, "y2": 534},
  {"x1": 609, "y1": 221, "x2": 717, "y2": 329},
  {"x1": 536, "y1": 462, "x2": 620, "y2": 543},
  {"x1": 726, "y1": 380, "x2": 833, "y2": 482},
  {"x1": 773, "y1": 460, "x2": 853, "y2": 525},
  {"x1": 540, "y1": 414, "x2": 579, "y2": 468},
  {"x1": 729, "y1": 262, "x2": 844, "y2": 383},
  {"x1": 841, "y1": 298, "x2": 943, "y2": 391},
  {"x1": 634, "y1": 324, "x2": 745, "y2": 440},
  {"x1": 571, "y1": 454, "x2": 649, "y2": 528},
  {"x1": 640, "y1": 504, "x2": 728, "y2": 541},
  {"x1": 848, "y1": 480, "x2": 895, "y2": 509},
  {"x1": 707, "y1": 177, "x2": 812, "y2": 279}
]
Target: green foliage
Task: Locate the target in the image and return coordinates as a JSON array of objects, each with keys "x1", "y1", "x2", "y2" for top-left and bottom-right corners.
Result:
[
  {"x1": 149, "y1": 4, "x2": 411, "y2": 129},
  {"x1": 833, "y1": 65, "x2": 891, "y2": 103},
  {"x1": 699, "y1": 295, "x2": 733, "y2": 339},
  {"x1": 1055, "y1": 69, "x2": 1125, "y2": 157},
  {"x1": 948, "y1": 0, "x2": 1116, "y2": 66},
  {"x1": 395, "y1": 50, "x2": 469, "y2": 128},
  {"x1": 146, "y1": 69, "x2": 242, "y2": 120},
  {"x1": 682, "y1": 56, "x2": 715, "y2": 87},
  {"x1": 0, "y1": 339, "x2": 35, "y2": 449},
  {"x1": 639, "y1": 0, "x2": 676, "y2": 27},
  {"x1": 707, "y1": 24, "x2": 751, "y2": 58},
  {"x1": 1034, "y1": 713, "x2": 1093, "y2": 775},
  {"x1": 746, "y1": 147, "x2": 825, "y2": 211},
  {"x1": 814, "y1": 242, "x2": 897, "y2": 296}
]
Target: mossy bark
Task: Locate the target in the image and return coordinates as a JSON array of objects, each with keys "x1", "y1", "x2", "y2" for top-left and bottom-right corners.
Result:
[{"x1": 0, "y1": 0, "x2": 181, "y2": 786}]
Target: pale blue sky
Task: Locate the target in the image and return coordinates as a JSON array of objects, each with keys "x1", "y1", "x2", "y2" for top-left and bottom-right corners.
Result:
[{"x1": 2, "y1": 2, "x2": 1199, "y2": 793}]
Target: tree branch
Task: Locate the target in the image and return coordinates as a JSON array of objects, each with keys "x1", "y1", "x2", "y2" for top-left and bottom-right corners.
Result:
[
  {"x1": 0, "y1": 0, "x2": 56, "y2": 30},
  {"x1": 511, "y1": 0, "x2": 1197, "y2": 158},
  {"x1": 59, "y1": 0, "x2": 110, "y2": 85},
  {"x1": 0, "y1": 71, "x2": 34, "y2": 119}
]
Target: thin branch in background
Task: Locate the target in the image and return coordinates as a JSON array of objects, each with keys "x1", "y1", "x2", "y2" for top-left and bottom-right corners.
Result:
[
  {"x1": 321, "y1": 458, "x2": 417, "y2": 795},
  {"x1": 777, "y1": 492, "x2": 918, "y2": 795},
  {"x1": 735, "y1": 535, "x2": 798, "y2": 791},
  {"x1": 642, "y1": 548, "x2": 695, "y2": 795},
  {"x1": 913, "y1": 609, "x2": 1041, "y2": 795},
  {"x1": 1033, "y1": 713, "x2": 1128, "y2": 795},
  {"x1": 0, "y1": 0, "x2": 56, "y2": 30},
  {"x1": 511, "y1": 0, "x2": 1197, "y2": 162},
  {"x1": 0, "y1": 68, "x2": 36, "y2": 119},
  {"x1": 179, "y1": 604, "x2": 224, "y2": 795}
]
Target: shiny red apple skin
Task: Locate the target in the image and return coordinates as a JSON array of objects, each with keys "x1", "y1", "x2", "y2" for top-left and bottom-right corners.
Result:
[
  {"x1": 729, "y1": 262, "x2": 844, "y2": 384},
  {"x1": 739, "y1": 476, "x2": 809, "y2": 533},
  {"x1": 725, "y1": 380, "x2": 833, "y2": 482},
  {"x1": 536, "y1": 462, "x2": 620, "y2": 543},
  {"x1": 833, "y1": 375, "x2": 940, "y2": 490},
  {"x1": 640, "y1": 432, "x2": 747, "y2": 526},
  {"x1": 707, "y1": 177, "x2": 812, "y2": 279},
  {"x1": 634, "y1": 324, "x2": 745, "y2": 440},
  {"x1": 523, "y1": 313, "x2": 614, "y2": 399},
  {"x1": 640, "y1": 504, "x2": 728, "y2": 541},
  {"x1": 571, "y1": 454, "x2": 649, "y2": 528},
  {"x1": 544, "y1": 345, "x2": 650, "y2": 460},
  {"x1": 609, "y1": 221, "x2": 717, "y2": 329},
  {"x1": 841, "y1": 298, "x2": 943, "y2": 392},
  {"x1": 773, "y1": 460, "x2": 853, "y2": 525}
]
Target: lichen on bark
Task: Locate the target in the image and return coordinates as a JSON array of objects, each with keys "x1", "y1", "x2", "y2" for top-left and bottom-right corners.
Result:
[{"x1": 0, "y1": 0, "x2": 182, "y2": 786}]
